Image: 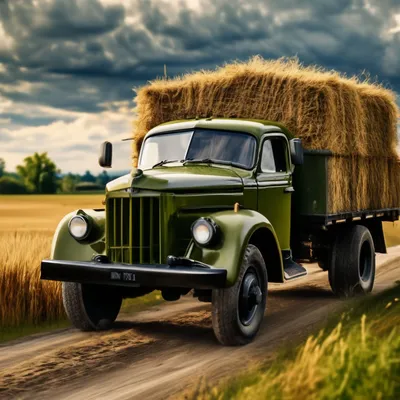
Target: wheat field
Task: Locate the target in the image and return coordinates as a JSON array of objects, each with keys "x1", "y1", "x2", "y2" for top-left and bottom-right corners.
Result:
[
  {"x1": 0, "y1": 231, "x2": 63, "y2": 327},
  {"x1": 1, "y1": 194, "x2": 400, "y2": 332},
  {"x1": 0, "y1": 195, "x2": 103, "y2": 330}
]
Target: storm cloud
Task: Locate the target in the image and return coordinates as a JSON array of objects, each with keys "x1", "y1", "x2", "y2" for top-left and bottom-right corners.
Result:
[{"x1": 0, "y1": 0, "x2": 399, "y2": 172}]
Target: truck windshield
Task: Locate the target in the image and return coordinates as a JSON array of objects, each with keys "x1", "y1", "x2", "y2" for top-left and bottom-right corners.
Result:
[{"x1": 139, "y1": 129, "x2": 257, "y2": 170}]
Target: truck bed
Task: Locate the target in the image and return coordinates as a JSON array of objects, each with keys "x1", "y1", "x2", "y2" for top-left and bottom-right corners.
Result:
[{"x1": 292, "y1": 150, "x2": 400, "y2": 226}]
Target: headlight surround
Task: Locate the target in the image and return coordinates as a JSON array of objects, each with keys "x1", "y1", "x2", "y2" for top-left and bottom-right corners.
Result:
[
  {"x1": 68, "y1": 215, "x2": 91, "y2": 240},
  {"x1": 191, "y1": 217, "x2": 219, "y2": 247}
]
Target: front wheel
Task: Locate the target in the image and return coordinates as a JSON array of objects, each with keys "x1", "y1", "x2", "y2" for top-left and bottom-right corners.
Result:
[
  {"x1": 62, "y1": 282, "x2": 122, "y2": 331},
  {"x1": 212, "y1": 244, "x2": 268, "y2": 346}
]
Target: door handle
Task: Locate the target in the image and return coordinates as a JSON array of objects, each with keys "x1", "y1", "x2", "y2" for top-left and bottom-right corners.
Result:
[{"x1": 284, "y1": 187, "x2": 295, "y2": 193}]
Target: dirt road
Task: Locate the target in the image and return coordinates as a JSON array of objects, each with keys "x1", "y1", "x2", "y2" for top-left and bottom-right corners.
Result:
[{"x1": 1, "y1": 248, "x2": 399, "y2": 400}]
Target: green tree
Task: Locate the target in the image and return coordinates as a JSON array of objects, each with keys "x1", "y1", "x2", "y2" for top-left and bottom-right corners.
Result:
[
  {"x1": 16, "y1": 152, "x2": 59, "y2": 194},
  {"x1": 82, "y1": 170, "x2": 96, "y2": 183},
  {"x1": 0, "y1": 158, "x2": 5, "y2": 178},
  {"x1": 61, "y1": 173, "x2": 80, "y2": 193},
  {"x1": 96, "y1": 171, "x2": 110, "y2": 187}
]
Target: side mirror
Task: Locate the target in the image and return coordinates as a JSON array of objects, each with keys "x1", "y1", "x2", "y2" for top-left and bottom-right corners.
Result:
[
  {"x1": 99, "y1": 141, "x2": 112, "y2": 168},
  {"x1": 290, "y1": 138, "x2": 304, "y2": 166}
]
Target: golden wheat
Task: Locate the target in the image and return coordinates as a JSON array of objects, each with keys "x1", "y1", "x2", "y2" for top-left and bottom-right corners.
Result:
[
  {"x1": 0, "y1": 231, "x2": 65, "y2": 328},
  {"x1": 0, "y1": 195, "x2": 103, "y2": 330}
]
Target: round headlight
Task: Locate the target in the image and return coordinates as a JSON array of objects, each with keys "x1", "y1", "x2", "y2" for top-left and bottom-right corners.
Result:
[
  {"x1": 192, "y1": 218, "x2": 218, "y2": 246},
  {"x1": 68, "y1": 215, "x2": 90, "y2": 240}
]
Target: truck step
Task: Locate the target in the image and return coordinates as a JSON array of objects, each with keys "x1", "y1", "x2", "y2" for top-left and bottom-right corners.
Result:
[{"x1": 283, "y1": 253, "x2": 307, "y2": 280}]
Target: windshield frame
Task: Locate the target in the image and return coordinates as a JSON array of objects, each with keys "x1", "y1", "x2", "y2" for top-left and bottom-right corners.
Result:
[{"x1": 139, "y1": 128, "x2": 259, "y2": 171}]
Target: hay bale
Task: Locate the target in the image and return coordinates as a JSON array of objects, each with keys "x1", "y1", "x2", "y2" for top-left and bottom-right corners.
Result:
[
  {"x1": 133, "y1": 56, "x2": 398, "y2": 160},
  {"x1": 132, "y1": 56, "x2": 400, "y2": 213}
]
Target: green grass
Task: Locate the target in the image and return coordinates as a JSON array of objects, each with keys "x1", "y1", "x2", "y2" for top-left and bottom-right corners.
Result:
[
  {"x1": 121, "y1": 290, "x2": 164, "y2": 313},
  {"x1": 188, "y1": 284, "x2": 400, "y2": 400},
  {"x1": 0, "y1": 320, "x2": 71, "y2": 344}
]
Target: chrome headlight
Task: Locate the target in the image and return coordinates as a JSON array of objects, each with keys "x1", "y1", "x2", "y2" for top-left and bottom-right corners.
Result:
[
  {"x1": 192, "y1": 218, "x2": 219, "y2": 246},
  {"x1": 68, "y1": 215, "x2": 90, "y2": 240}
]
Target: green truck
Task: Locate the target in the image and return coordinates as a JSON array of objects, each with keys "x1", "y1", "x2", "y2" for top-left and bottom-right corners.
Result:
[{"x1": 41, "y1": 118, "x2": 399, "y2": 345}]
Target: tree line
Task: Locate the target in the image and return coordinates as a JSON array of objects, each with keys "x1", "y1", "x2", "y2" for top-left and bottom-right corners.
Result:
[{"x1": 0, "y1": 153, "x2": 114, "y2": 194}]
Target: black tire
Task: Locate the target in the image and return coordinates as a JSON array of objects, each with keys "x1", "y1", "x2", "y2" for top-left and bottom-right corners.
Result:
[
  {"x1": 329, "y1": 225, "x2": 375, "y2": 297},
  {"x1": 62, "y1": 282, "x2": 122, "y2": 331},
  {"x1": 212, "y1": 244, "x2": 268, "y2": 346}
]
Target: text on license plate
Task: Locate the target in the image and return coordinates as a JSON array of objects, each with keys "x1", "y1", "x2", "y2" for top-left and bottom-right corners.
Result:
[{"x1": 110, "y1": 271, "x2": 136, "y2": 282}]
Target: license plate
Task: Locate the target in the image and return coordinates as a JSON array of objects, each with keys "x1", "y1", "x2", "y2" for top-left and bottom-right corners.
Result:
[{"x1": 110, "y1": 271, "x2": 136, "y2": 282}]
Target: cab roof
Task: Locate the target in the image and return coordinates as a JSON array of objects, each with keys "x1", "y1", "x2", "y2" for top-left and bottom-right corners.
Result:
[{"x1": 145, "y1": 118, "x2": 293, "y2": 140}]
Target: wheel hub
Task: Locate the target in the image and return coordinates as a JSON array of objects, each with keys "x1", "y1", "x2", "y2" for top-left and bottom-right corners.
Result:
[{"x1": 239, "y1": 269, "x2": 262, "y2": 326}]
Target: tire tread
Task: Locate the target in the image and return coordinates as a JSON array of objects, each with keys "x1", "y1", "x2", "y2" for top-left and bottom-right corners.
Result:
[{"x1": 62, "y1": 282, "x2": 96, "y2": 331}]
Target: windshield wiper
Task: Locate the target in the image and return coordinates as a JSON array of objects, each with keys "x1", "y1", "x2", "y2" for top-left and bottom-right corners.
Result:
[
  {"x1": 152, "y1": 159, "x2": 183, "y2": 168},
  {"x1": 183, "y1": 158, "x2": 214, "y2": 165},
  {"x1": 183, "y1": 158, "x2": 244, "y2": 168}
]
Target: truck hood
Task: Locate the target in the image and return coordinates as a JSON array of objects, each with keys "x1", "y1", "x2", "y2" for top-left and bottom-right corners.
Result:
[{"x1": 106, "y1": 166, "x2": 243, "y2": 193}]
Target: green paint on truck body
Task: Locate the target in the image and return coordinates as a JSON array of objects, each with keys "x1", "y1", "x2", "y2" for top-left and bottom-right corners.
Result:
[{"x1": 50, "y1": 118, "x2": 307, "y2": 286}]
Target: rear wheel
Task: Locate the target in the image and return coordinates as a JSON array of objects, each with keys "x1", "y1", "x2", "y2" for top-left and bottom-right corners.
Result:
[
  {"x1": 212, "y1": 244, "x2": 267, "y2": 346},
  {"x1": 62, "y1": 282, "x2": 122, "y2": 331},
  {"x1": 329, "y1": 225, "x2": 375, "y2": 297}
]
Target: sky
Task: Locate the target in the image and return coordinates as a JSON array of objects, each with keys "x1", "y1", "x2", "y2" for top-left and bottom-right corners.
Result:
[{"x1": 1, "y1": 0, "x2": 400, "y2": 174}]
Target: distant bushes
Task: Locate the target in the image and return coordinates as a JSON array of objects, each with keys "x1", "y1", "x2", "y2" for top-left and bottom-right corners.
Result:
[
  {"x1": 74, "y1": 182, "x2": 104, "y2": 192},
  {"x1": 0, "y1": 153, "x2": 119, "y2": 194},
  {"x1": 0, "y1": 177, "x2": 27, "y2": 194}
]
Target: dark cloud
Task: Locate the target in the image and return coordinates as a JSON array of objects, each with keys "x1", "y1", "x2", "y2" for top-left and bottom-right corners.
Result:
[
  {"x1": 0, "y1": 0, "x2": 399, "y2": 120},
  {"x1": 0, "y1": 0, "x2": 124, "y2": 40},
  {"x1": 88, "y1": 133, "x2": 107, "y2": 141},
  {"x1": 0, "y1": 113, "x2": 71, "y2": 127}
]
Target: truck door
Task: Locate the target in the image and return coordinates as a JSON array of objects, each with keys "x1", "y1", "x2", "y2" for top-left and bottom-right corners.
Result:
[{"x1": 256, "y1": 135, "x2": 292, "y2": 252}]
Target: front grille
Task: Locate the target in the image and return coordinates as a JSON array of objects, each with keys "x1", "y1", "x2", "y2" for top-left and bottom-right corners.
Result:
[{"x1": 106, "y1": 196, "x2": 161, "y2": 264}]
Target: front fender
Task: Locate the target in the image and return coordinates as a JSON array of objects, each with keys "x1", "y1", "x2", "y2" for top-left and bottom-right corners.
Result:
[
  {"x1": 186, "y1": 209, "x2": 283, "y2": 286},
  {"x1": 51, "y1": 209, "x2": 106, "y2": 261}
]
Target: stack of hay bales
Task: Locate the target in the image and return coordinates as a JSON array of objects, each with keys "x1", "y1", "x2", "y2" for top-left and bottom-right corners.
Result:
[{"x1": 133, "y1": 56, "x2": 400, "y2": 213}]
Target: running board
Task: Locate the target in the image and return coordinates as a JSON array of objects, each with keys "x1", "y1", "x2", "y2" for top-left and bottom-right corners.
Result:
[{"x1": 282, "y1": 251, "x2": 308, "y2": 280}]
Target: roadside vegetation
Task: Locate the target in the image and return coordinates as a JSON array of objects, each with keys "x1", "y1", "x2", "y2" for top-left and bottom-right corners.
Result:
[
  {"x1": 0, "y1": 231, "x2": 64, "y2": 333},
  {"x1": 189, "y1": 283, "x2": 400, "y2": 400}
]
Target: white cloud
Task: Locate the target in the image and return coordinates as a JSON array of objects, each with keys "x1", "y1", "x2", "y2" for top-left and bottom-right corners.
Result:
[
  {"x1": 389, "y1": 14, "x2": 400, "y2": 34},
  {"x1": 2, "y1": 105, "x2": 134, "y2": 174},
  {"x1": 0, "y1": 23, "x2": 14, "y2": 52}
]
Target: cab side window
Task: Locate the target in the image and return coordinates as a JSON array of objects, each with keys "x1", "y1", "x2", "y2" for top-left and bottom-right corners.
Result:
[{"x1": 261, "y1": 138, "x2": 288, "y2": 173}]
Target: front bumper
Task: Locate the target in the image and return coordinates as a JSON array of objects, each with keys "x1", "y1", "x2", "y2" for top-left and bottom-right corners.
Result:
[{"x1": 40, "y1": 258, "x2": 227, "y2": 289}]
